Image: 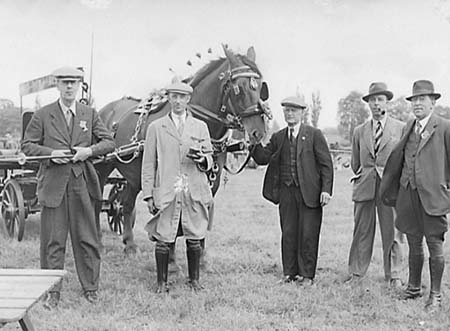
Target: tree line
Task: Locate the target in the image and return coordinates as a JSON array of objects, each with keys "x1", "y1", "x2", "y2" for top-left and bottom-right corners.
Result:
[{"x1": 337, "y1": 91, "x2": 450, "y2": 141}]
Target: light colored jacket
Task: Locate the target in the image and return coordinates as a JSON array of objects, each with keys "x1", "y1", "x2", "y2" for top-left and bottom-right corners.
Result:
[
  {"x1": 141, "y1": 112, "x2": 213, "y2": 241},
  {"x1": 351, "y1": 116, "x2": 404, "y2": 202}
]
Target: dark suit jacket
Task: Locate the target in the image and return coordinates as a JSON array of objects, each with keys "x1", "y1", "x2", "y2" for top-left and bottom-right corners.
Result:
[
  {"x1": 252, "y1": 125, "x2": 334, "y2": 207},
  {"x1": 380, "y1": 113, "x2": 450, "y2": 216},
  {"x1": 21, "y1": 101, "x2": 115, "y2": 208}
]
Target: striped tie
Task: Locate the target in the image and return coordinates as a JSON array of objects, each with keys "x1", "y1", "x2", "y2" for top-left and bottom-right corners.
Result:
[{"x1": 374, "y1": 121, "x2": 382, "y2": 155}]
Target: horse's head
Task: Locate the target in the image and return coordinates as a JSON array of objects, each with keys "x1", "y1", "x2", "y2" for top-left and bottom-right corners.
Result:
[{"x1": 222, "y1": 46, "x2": 270, "y2": 144}]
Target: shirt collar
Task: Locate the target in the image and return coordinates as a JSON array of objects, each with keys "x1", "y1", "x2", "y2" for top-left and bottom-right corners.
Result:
[
  {"x1": 372, "y1": 115, "x2": 387, "y2": 129},
  {"x1": 58, "y1": 99, "x2": 76, "y2": 115},
  {"x1": 288, "y1": 122, "x2": 301, "y2": 138},
  {"x1": 417, "y1": 113, "x2": 432, "y2": 132}
]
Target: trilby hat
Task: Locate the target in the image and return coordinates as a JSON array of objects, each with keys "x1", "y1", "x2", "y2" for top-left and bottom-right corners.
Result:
[
  {"x1": 281, "y1": 96, "x2": 307, "y2": 109},
  {"x1": 405, "y1": 80, "x2": 441, "y2": 101},
  {"x1": 362, "y1": 82, "x2": 393, "y2": 102},
  {"x1": 51, "y1": 66, "x2": 84, "y2": 80},
  {"x1": 166, "y1": 81, "x2": 193, "y2": 95}
]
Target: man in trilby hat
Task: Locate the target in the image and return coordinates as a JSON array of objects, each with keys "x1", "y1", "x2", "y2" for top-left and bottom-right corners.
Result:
[
  {"x1": 381, "y1": 80, "x2": 450, "y2": 312},
  {"x1": 252, "y1": 95, "x2": 334, "y2": 286},
  {"x1": 22, "y1": 66, "x2": 115, "y2": 307},
  {"x1": 344, "y1": 82, "x2": 405, "y2": 287},
  {"x1": 142, "y1": 81, "x2": 213, "y2": 293}
]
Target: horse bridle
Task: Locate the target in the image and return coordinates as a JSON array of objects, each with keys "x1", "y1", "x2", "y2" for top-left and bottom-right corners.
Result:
[{"x1": 218, "y1": 65, "x2": 272, "y2": 125}]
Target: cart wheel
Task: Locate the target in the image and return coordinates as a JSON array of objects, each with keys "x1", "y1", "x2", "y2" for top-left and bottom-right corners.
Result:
[
  {"x1": 1, "y1": 179, "x2": 25, "y2": 241},
  {"x1": 107, "y1": 183, "x2": 124, "y2": 235}
]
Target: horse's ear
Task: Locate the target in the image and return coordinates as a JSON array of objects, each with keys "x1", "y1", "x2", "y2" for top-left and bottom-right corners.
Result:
[
  {"x1": 223, "y1": 44, "x2": 240, "y2": 67},
  {"x1": 246, "y1": 46, "x2": 256, "y2": 62}
]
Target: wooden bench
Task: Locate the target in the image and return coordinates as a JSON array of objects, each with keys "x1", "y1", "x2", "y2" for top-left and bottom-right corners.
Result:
[{"x1": 0, "y1": 269, "x2": 66, "y2": 331}]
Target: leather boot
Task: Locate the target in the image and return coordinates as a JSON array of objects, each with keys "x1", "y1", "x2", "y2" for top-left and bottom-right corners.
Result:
[
  {"x1": 187, "y1": 242, "x2": 202, "y2": 291},
  {"x1": 155, "y1": 246, "x2": 169, "y2": 294},
  {"x1": 425, "y1": 257, "x2": 444, "y2": 312},
  {"x1": 401, "y1": 254, "x2": 423, "y2": 300}
]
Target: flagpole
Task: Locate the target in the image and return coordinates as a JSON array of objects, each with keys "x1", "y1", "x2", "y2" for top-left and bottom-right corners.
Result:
[{"x1": 88, "y1": 30, "x2": 94, "y2": 106}]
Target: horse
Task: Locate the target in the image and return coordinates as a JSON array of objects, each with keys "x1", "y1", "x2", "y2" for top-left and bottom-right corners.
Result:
[{"x1": 96, "y1": 45, "x2": 270, "y2": 254}]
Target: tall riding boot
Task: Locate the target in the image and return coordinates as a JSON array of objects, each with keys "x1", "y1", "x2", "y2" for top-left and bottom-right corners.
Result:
[
  {"x1": 187, "y1": 243, "x2": 202, "y2": 291},
  {"x1": 155, "y1": 246, "x2": 169, "y2": 293},
  {"x1": 402, "y1": 254, "x2": 424, "y2": 300},
  {"x1": 425, "y1": 257, "x2": 444, "y2": 312}
]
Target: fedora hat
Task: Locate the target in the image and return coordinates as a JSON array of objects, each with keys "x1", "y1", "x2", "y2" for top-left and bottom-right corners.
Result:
[
  {"x1": 166, "y1": 81, "x2": 193, "y2": 95},
  {"x1": 281, "y1": 96, "x2": 307, "y2": 109},
  {"x1": 405, "y1": 80, "x2": 441, "y2": 101},
  {"x1": 52, "y1": 66, "x2": 84, "y2": 80},
  {"x1": 362, "y1": 82, "x2": 393, "y2": 102}
]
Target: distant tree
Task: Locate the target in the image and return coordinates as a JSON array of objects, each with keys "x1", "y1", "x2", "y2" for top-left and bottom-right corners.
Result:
[
  {"x1": 337, "y1": 91, "x2": 369, "y2": 141},
  {"x1": 435, "y1": 105, "x2": 450, "y2": 119},
  {"x1": 310, "y1": 91, "x2": 321, "y2": 128},
  {"x1": 387, "y1": 97, "x2": 412, "y2": 122},
  {"x1": 295, "y1": 86, "x2": 309, "y2": 125}
]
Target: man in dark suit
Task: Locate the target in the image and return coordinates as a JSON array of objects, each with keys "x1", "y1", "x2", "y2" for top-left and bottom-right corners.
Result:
[
  {"x1": 345, "y1": 82, "x2": 405, "y2": 287},
  {"x1": 381, "y1": 80, "x2": 450, "y2": 312},
  {"x1": 252, "y1": 96, "x2": 334, "y2": 285},
  {"x1": 22, "y1": 67, "x2": 115, "y2": 308}
]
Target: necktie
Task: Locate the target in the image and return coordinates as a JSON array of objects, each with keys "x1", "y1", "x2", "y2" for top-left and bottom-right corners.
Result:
[
  {"x1": 415, "y1": 121, "x2": 422, "y2": 138},
  {"x1": 289, "y1": 127, "x2": 294, "y2": 143},
  {"x1": 374, "y1": 121, "x2": 382, "y2": 155},
  {"x1": 65, "y1": 108, "x2": 73, "y2": 127}
]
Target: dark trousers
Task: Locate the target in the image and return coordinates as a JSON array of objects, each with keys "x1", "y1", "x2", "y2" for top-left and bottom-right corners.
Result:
[
  {"x1": 40, "y1": 172, "x2": 101, "y2": 292},
  {"x1": 278, "y1": 183, "x2": 323, "y2": 279}
]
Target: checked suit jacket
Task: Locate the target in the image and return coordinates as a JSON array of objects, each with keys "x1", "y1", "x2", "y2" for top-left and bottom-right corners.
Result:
[{"x1": 21, "y1": 100, "x2": 115, "y2": 208}]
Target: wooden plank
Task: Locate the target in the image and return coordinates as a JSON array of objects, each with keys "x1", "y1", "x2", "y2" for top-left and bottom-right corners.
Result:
[
  {"x1": 0, "y1": 308, "x2": 26, "y2": 323},
  {"x1": 0, "y1": 269, "x2": 66, "y2": 277},
  {"x1": 0, "y1": 299, "x2": 35, "y2": 309}
]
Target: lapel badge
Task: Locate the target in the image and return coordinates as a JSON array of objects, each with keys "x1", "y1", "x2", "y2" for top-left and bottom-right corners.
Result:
[
  {"x1": 301, "y1": 136, "x2": 306, "y2": 140},
  {"x1": 79, "y1": 120, "x2": 88, "y2": 132},
  {"x1": 421, "y1": 130, "x2": 429, "y2": 140}
]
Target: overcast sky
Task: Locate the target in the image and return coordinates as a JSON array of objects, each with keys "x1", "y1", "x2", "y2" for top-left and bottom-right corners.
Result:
[{"x1": 2, "y1": 0, "x2": 450, "y2": 127}]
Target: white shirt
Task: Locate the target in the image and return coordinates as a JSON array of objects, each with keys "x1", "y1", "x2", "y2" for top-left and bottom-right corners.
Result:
[
  {"x1": 171, "y1": 112, "x2": 186, "y2": 130},
  {"x1": 287, "y1": 123, "x2": 301, "y2": 139},
  {"x1": 59, "y1": 99, "x2": 76, "y2": 117},
  {"x1": 416, "y1": 113, "x2": 432, "y2": 134},
  {"x1": 372, "y1": 115, "x2": 387, "y2": 136}
]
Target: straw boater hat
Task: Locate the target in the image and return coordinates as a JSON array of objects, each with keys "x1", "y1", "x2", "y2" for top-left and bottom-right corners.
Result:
[
  {"x1": 362, "y1": 82, "x2": 393, "y2": 102},
  {"x1": 281, "y1": 96, "x2": 307, "y2": 109},
  {"x1": 405, "y1": 80, "x2": 441, "y2": 101},
  {"x1": 166, "y1": 81, "x2": 193, "y2": 95},
  {"x1": 51, "y1": 66, "x2": 84, "y2": 81}
]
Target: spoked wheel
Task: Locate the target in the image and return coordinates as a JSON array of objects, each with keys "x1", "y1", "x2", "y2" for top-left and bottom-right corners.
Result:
[
  {"x1": 107, "y1": 182, "x2": 124, "y2": 235},
  {"x1": 1, "y1": 179, "x2": 25, "y2": 241}
]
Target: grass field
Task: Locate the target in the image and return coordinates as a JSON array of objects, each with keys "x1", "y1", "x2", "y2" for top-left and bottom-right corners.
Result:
[{"x1": 1, "y1": 168, "x2": 450, "y2": 330}]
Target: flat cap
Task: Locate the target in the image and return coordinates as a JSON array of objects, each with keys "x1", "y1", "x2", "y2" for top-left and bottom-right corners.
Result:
[
  {"x1": 51, "y1": 66, "x2": 84, "y2": 80},
  {"x1": 281, "y1": 96, "x2": 307, "y2": 109},
  {"x1": 166, "y1": 81, "x2": 193, "y2": 95}
]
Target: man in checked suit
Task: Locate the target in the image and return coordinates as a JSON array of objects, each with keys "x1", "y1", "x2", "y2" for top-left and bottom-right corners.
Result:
[
  {"x1": 22, "y1": 67, "x2": 115, "y2": 308},
  {"x1": 381, "y1": 80, "x2": 450, "y2": 312},
  {"x1": 345, "y1": 82, "x2": 405, "y2": 287},
  {"x1": 252, "y1": 96, "x2": 334, "y2": 285}
]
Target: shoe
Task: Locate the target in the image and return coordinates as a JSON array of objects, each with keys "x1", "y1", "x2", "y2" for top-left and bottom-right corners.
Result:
[
  {"x1": 278, "y1": 275, "x2": 298, "y2": 284},
  {"x1": 400, "y1": 286, "x2": 422, "y2": 300},
  {"x1": 390, "y1": 278, "x2": 403, "y2": 289},
  {"x1": 43, "y1": 291, "x2": 60, "y2": 310},
  {"x1": 83, "y1": 290, "x2": 98, "y2": 304},
  {"x1": 343, "y1": 274, "x2": 361, "y2": 284},
  {"x1": 298, "y1": 277, "x2": 314, "y2": 286},
  {"x1": 188, "y1": 279, "x2": 204, "y2": 292},
  {"x1": 424, "y1": 291, "x2": 442, "y2": 313},
  {"x1": 155, "y1": 282, "x2": 169, "y2": 294}
]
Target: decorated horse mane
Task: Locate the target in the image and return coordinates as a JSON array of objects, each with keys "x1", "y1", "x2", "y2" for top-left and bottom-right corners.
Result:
[{"x1": 189, "y1": 55, "x2": 261, "y2": 88}]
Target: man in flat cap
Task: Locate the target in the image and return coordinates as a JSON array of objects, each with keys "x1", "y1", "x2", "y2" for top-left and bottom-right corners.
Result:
[
  {"x1": 22, "y1": 66, "x2": 115, "y2": 307},
  {"x1": 142, "y1": 81, "x2": 214, "y2": 293},
  {"x1": 344, "y1": 82, "x2": 405, "y2": 287},
  {"x1": 252, "y1": 95, "x2": 333, "y2": 285},
  {"x1": 381, "y1": 80, "x2": 450, "y2": 312}
]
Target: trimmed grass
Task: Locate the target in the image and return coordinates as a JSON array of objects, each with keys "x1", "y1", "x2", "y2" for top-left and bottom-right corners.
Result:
[{"x1": 1, "y1": 168, "x2": 450, "y2": 330}]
